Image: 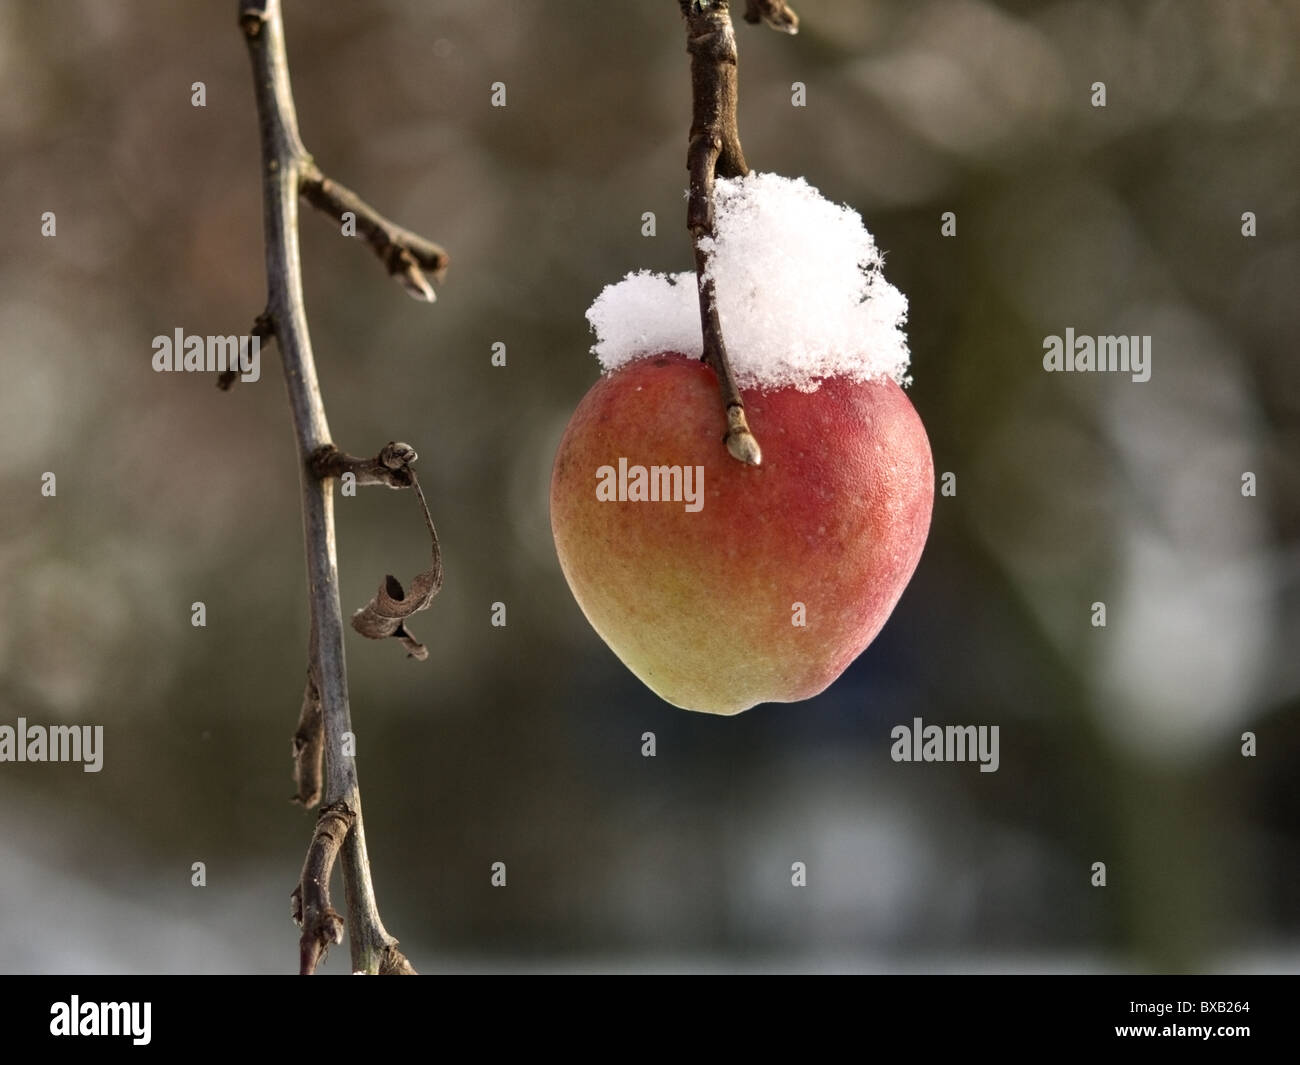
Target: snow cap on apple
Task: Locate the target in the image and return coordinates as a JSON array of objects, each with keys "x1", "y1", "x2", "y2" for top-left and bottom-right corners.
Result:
[
  {"x1": 589, "y1": 172, "x2": 911, "y2": 390},
  {"x1": 552, "y1": 173, "x2": 933, "y2": 714}
]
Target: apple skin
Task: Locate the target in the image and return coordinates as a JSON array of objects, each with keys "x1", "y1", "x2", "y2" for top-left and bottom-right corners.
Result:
[{"x1": 550, "y1": 352, "x2": 934, "y2": 715}]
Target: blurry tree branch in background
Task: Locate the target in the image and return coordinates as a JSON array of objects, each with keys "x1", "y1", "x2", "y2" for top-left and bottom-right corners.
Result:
[
  {"x1": 240, "y1": 0, "x2": 444, "y2": 975},
  {"x1": 678, "y1": 0, "x2": 797, "y2": 467}
]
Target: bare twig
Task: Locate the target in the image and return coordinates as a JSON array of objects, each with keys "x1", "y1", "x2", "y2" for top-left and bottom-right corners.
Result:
[
  {"x1": 301, "y1": 171, "x2": 449, "y2": 302},
  {"x1": 241, "y1": 0, "x2": 426, "y2": 975},
  {"x1": 310, "y1": 441, "x2": 420, "y2": 489},
  {"x1": 217, "y1": 312, "x2": 273, "y2": 390},
  {"x1": 291, "y1": 801, "x2": 352, "y2": 975},
  {"x1": 678, "y1": 2, "x2": 749, "y2": 465},
  {"x1": 678, "y1": 0, "x2": 799, "y2": 466}
]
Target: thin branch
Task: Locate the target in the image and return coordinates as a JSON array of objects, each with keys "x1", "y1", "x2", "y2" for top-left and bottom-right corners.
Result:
[
  {"x1": 679, "y1": 0, "x2": 761, "y2": 466},
  {"x1": 301, "y1": 169, "x2": 449, "y2": 302},
  {"x1": 241, "y1": 0, "x2": 423, "y2": 975},
  {"x1": 217, "y1": 312, "x2": 273, "y2": 390},
  {"x1": 342, "y1": 814, "x2": 416, "y2": 974},
  {"x1": 291, "y1": 801, "x2": 352, "y2": 975},
  {"x1": 310, "y1": 441, "x2": 420, "y2": 489}
]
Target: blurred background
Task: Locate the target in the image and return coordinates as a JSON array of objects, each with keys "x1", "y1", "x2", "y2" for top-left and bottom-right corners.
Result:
[{"x1": 1, "y1": 0, "x2": 1297, "y2": 973}]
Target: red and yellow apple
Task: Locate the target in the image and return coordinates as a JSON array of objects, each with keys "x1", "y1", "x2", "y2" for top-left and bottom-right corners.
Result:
[{"x1": 550, "y1": 352, "x2": 933, "y2": 714}]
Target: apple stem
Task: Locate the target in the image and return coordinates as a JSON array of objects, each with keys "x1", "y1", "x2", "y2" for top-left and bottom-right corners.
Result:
[
  {"x1": 678, "y1": 0, "x2": 798, "y2": 467},
  {"x1": 725, "y1": 404, "x2": 763, "y2": 465}
]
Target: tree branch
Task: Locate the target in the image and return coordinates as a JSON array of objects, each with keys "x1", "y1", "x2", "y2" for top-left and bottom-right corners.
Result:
[
  {"x1": 241, "y1": 0, "x2": 428, "y2": 975},
  {"x1": 291, "y1": 801, "x2": 351, "y2": 975},
  {"x1": 679, "y1": 0, "x2": 796, "y2": 467},
  {"x1": 310, "y1": 441, "x2": 419, "y2": 489},
  {"x1": 301, "y1": 170, "x2": 449, "y2": 302}
]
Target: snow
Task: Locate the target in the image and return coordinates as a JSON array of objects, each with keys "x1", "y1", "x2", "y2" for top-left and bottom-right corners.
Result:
[{"x1": 586, "y1": 173, "x2": 911, "y2": 391}]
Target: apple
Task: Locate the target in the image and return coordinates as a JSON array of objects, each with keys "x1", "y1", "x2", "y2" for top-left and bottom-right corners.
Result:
[{"x1": 550, "y1": 352, "x2": 933, "y2": 715}]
